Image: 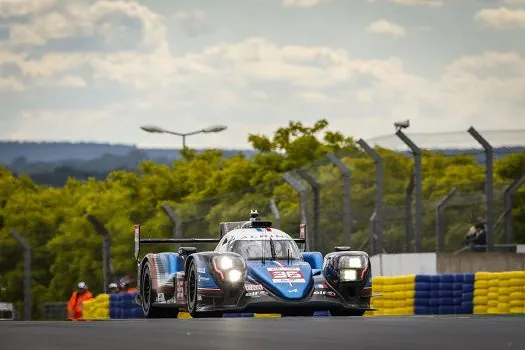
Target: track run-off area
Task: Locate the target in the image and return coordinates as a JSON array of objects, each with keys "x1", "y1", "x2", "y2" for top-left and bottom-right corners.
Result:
[{"x1": 2, "y1": 316, "x2": 524, "y2": 350}]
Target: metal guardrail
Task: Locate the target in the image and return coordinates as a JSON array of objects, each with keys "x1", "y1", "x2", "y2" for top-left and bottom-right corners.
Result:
[
  {"x1": 43, "y1": 302, "x2": 68, "y2": 320},
  {"x1": 453, "y1": 244, "x2": 519, "y2": 255}
]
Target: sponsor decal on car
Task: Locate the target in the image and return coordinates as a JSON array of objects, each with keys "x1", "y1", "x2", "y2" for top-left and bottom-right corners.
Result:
[
  {"x1": 267, "y1": 267, "x2": 305, "y2": 283},
  {"x1": 244, "y1": 283, "x2": 264, "y2": 291},
  {"x1": 157, "y1": 292, "x2": 165, "y2": 302},
  {"x1": 245, "y1": 291, "x2": 268, "y2": 298},
  {"x1": 198, "y1": 276, "x2": 210, "y2": 282},
  {"x1": 197, "y1": 267, "x2": 206, "y2": 274},
  {"x1": 288, "y1": 288, "x2": 298, "y2": 293},
  {"x1": 313, "y1": 290, "x2": 337, "y2": 297},
  {"x1": 176, "y1": 280, "x2": 185, "y2": 300}
]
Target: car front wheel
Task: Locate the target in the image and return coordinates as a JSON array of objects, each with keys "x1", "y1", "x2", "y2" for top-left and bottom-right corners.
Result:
[{"x1": 186, "y1": 260, "x2": 222, "y2": 318}]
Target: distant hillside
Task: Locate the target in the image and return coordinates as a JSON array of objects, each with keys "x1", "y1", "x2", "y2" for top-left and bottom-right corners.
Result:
[
  {"x1": 0, "y1": 141, "x2": 255, "y2": 164},
  {"x1": 0, "y1": 141, "x2": 524, "y2": 187}
]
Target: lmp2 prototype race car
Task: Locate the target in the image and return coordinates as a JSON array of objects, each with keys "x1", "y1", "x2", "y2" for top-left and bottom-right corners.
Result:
[{"x1": 133, "y1": 210, "x2": 374, "y2": 318}]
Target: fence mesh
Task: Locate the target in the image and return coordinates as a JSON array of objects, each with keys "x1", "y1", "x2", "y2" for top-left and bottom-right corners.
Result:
[{"x1": 155, "y1": 129, "x2": 525, "y2": 256}]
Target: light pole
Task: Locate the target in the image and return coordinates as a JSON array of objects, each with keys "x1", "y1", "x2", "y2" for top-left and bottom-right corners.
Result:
[{"x1": 140, "y1": 124, "x2": 228, "y2": 149}]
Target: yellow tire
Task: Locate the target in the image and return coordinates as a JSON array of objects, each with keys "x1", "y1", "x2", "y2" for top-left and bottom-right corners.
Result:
[
  {"x1": 474, "y1": 306, "x2": 487, "y2": 314},
  {"x1": 475, "y1": 272, "x2": 492, "y2": 280},
  {"x1": 474, "y1": 280, "x2": 489, "y2": 289},
  {"x1": 473, "y1": 296, "x2": 488, "y2": 305},
  {"x1": 474, "y1": 288, "x2": 488, "y2": 297}
]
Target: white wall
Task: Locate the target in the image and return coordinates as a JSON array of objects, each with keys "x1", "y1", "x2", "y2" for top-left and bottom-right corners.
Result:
[{"x1": 370, "y1": 253, "x2": 437, "y2": 276}]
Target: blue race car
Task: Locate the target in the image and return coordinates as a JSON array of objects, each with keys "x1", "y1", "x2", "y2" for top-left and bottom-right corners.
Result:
[{"x1": 134, "y1": 210, "x2": 373, "y2": 318}]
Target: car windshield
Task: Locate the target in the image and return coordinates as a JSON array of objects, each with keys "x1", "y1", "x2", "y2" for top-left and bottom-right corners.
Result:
[{"x1": 231, "y1": 239, "x2": 301, "y2": 260}]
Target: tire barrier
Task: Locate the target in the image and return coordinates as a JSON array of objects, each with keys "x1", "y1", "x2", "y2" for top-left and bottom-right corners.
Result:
[
  {"x1": 473, "y1": 271, "x2": 525, "y2": 315},
  {"x1": 82, "y1": 293, "x2": 109, "y2": 320},
  {"x1": 82, "y1": 271, "x2": 524, "y2": 319},
  {"x1": 413, "y1": 273, "x2": 474, "y2": 315},
  {"x1": 370, "y1": 271, "x2": 524, "y2": 316},
  {"x1": 109, "y1": 292, "x2": 144, "y2": 319},
  {"x1": 370, "y1": 275, "x2": 415, "y2": 315}
]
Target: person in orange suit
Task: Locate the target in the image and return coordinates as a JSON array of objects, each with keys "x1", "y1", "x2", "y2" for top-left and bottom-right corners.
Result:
[{"x1": 67, "y1": 281, "x2": 93, "y2": 320}]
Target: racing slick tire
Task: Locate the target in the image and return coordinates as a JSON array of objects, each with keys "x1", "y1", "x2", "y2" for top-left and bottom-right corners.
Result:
[
  {"x1": 186, "y1": 260, "x2": 223, "y2": 318},
  {"x1": 329, "y1": 309, "x2": 365, "y2": 316},
  {"x1": 141, "y1": 261, "x2": 179, "y2": 318}
]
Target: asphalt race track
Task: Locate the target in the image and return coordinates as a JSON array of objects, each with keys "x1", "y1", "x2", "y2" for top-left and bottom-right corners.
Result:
[{"x1": 2, "y1": 316, "x2": 525, "y2": 350}]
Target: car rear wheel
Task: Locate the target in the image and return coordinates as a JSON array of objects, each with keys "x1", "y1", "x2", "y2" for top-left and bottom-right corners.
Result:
[{"x1": 141, "y1": 261, "x2": 179, "y2": 318}]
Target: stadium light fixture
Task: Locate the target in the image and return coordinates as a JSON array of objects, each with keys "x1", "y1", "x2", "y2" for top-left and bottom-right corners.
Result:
[
  {"x1": 141, "y1": 125, "x2": 166, "y2": 133},
  {"x1": 139, "y1": 124, "x2": 228, "y2": 149},
  {"x1": 203, "y1": 125, "x2": 228, "y2": 133}
]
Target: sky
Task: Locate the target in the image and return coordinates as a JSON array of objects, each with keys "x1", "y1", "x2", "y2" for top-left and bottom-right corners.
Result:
[{"x1": 0, "y1": 0, "x2": 525, "y2": 150}]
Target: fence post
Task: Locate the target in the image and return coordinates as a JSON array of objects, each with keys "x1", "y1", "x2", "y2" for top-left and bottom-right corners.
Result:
[
  {"x1": 86, "y1": 215, "x2": 112, "y2": 293},
  {"x1": 296, "y1": 169, "x2": 321, "y2": 252},
  {"x1": 503, "y1": 174, "x2": 525, "y2": 245},
  {"x1": 405, "y1": 174, "x2": 414, "y2": 253},
  {"x1": 10, "y1": 231, "x2": 31, "y2": 320},
  {"x1": 269, "y1": 199, "x2": 281, "y2": 229},
  {"x1": 283, "y1": 172, "x2": 310, "y2": 251},
  {"x1": 395, "y1": 130, "x2": 423, "y2": 253},
  {"x1": 370, "y1": 211, "x2": 377, "y2": 254},
  {"x1": 161, "y1": 204, "x2": 184, "y2": 239},
  {"x1": 326, "y1": 153, "x2": 352, "y2": 246},
  {"x1": 357, "y1": 139, "x2": 383, "y2": 255},
  {"x1": 436, "y1": 188, "x2": 459, "y2": 253},
  {"x1": 467, "y1": 127, "x2": 494, "y2": 252}
]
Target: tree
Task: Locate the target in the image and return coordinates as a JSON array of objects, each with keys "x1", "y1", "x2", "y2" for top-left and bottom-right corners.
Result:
[{"x1": 0, "y1": 119, "x2": 524, "y2": 319}]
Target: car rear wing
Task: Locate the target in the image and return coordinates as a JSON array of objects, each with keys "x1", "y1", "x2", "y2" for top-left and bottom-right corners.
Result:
[
  {"x1": 134, "y1": 224, "x2": 221, "y2": 262},
  {"x1": 134, "y1": 222, "x2": 307, "y2": 262}
]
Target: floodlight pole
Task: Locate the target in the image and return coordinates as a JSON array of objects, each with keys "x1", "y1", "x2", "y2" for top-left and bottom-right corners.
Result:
[
  {"x1": 10, "y1": 231, "x2": 31, "y2": 320},
  {"x1": 467, "y1": 127, "x2": 494, "y2": 252},
  {"x1": 370, "y1": 211, "x2": 377, "y2": 254},
  {"x1": 87, "y1": 215, "x2": 112, "y2": 293},
  {"x1": 141, "y1": 125, "x2": 227, "y2": 149},
  {"x1": 405, "y1": 174, "x2": 414, "y2": 253},
  {"x1": 503, "y1": 174, "x2": 525, "y2": 245},
  {"x1": 357, "y1": 139, "x2": 383, "y2": 255},
  {"x1": 161, "y1": 204, "x2": 184, "y2": 239},
  {"x1": 163, "y1": 130, "x2": 202, "y2": 149},
  {"x1": 269, "y1": 199, "x2": 281, "y2": 229},
  {"x1": 283, "y1": 172, "x2": 310, "y2": 251},
  {"x1": 395, "y1": 130, "x2": 422, "y2": 253},
  {"x1": 436, "y1": 188, "x2": 459, "y2": 253},
  {"x1": 297, "y1": 169, "x2": 321, "y2": 252},
  {"x1": 326, "y1": 153, "x2": 352, "y2": 246}
]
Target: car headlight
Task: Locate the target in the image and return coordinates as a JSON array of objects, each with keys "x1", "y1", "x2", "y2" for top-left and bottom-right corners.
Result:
[
  {"x1": 340, "y1": 269, "x2": 358, "y2": 281},
  {"x1": 218, "y1": 256, "x2": 234, "y2": 270},
  {"x1": 212, "y1": 254, "x2": 246, "y2": 283},
  {"x1": 227, "y1": 269, "x2": 242, "y2": 282},
  {"x1": 338, "y1": 255, "x2": 366, "y2": 269}
]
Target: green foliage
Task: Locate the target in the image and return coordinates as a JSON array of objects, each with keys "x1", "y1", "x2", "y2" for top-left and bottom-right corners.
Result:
[{"x1": 0, "y1": 119, "x2": 524, "y2": 319}]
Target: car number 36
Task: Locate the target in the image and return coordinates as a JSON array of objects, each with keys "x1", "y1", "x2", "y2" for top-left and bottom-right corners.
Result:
[{"x1": 270, "y1": 270, "x2": 303, "y2": 279}]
